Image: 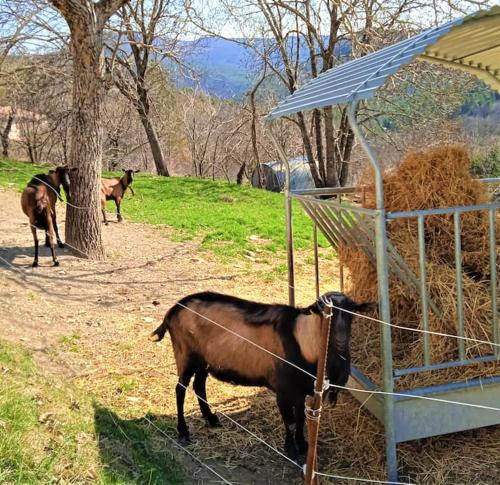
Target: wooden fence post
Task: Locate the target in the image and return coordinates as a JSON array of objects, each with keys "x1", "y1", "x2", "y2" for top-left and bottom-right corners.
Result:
[{"x1": 304, "y1": 301, "x2": 333, "y2": 485}]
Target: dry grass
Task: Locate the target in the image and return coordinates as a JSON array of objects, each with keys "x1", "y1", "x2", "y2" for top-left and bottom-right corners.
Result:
[
  {"x1": 1, "y1": 185, "x2": 500, "y2": 484},
  {"x1": 340, "y1": 145, "x2": 499, "y2": 389}
]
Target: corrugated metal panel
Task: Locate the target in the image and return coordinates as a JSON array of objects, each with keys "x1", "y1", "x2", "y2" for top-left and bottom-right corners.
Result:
[
  {"x1": 253, "y1": 157, "x2": 316, "y2": 191},
  {"x1": 267, "y1": 6, "x2": 500, "y2": 120}
]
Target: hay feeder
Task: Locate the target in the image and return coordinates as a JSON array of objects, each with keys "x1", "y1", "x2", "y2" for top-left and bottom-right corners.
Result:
[{"x1": 266, "y1": 6, "x2": 500, "y2": 482}]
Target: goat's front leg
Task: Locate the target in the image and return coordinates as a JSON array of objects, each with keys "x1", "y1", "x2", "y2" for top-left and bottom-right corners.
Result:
[
  {"x1": 52, "y1": 212, "x2": 64, "y2": 248},
  {"x1": 294, "y1": 397, "x2": 308, "y2": 455},
  {"x1": 277, "y1": 394, "x2": 298, "y2": 460},
  {"x1": 115, "y1": 198, "x2": 122, "y2": 222},
  {"x1": 101, "y1": 200, "x2": 108, "y2": 225}
]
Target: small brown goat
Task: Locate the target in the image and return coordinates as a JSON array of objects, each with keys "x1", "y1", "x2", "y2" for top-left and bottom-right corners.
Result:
[
  {"x1": 21, "y1": 166, "x2": 76, "y2": 267},
  {"x1": 151, "y1": 291, "x2": 372, "y2": 460},
  {"x1": 100, "y1": 169, "x2": 138, "y2": 225}
]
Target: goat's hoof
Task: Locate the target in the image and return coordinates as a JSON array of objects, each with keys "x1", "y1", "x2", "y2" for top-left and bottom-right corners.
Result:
[
  {"x1": 178, "y1": 434, "x2": 191, "y2": 446},
  {"x1": 32, "y1": 261, "x2": 39, "y2": 268},
  {"x1": 53, "y1": 261, "x2": 60, "y2": 267},
  {"x1": 45, "y1": 241, "x2": 51, "y2": 248},
  {"x1": 58, "y1": 242, "x2": 65, "y2": 249},
  {"x1": 206, "y1": 414, "x2": 221, "y2": 427},
  {"x1": 117, "y1": 218, "x2": 123, "y2": 223}
]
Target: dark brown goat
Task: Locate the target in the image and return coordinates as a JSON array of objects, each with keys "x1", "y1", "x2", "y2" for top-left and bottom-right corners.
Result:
[
  {"x1": 21, "y1": 166, "x2": 76, "y2": 267},
  {"x1": 100, "y1": 169, "x2": 138, "y2": 224},
  {"x1": 151, "y1": 291, "x2": 372, "y2": 459}
]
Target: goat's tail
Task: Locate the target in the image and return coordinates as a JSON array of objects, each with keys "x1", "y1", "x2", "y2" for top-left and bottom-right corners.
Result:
[{"x1": 150, "y1": 303, "x2": 181, "y2": 342}]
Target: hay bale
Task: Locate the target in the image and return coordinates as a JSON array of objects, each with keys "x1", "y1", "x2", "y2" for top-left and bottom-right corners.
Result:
[{"x1": 340, "y1": 145, "x2": 499, "y2": 388}]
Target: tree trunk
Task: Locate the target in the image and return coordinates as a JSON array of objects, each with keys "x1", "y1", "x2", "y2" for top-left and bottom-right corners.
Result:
[
  {"x1": 297, "y1": 112, "x2": 323, "y2": 187},
  {"x1": 138, "y1": 107, "x2": 170, "y2": 176},
  {"x1": 50, "y1": 0, "x2": 127, "y2": 260},
  {"x1": 324, "y1": 106, "x2": 340, "y2": 187},
  {"x1": 236, "y1": 161, "x2": 246, "y2": 184},
  {"x1": 64, "y1": 14, "x2": 106, "y2": 260},
  {"x1": 1, "y1": 111, "x2": 14, "y2": 157}
]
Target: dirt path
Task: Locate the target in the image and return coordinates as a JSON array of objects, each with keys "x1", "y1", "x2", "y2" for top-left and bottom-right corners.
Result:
[{"x1": 0, "y1": 187, "x2": 339, "y2": 484}]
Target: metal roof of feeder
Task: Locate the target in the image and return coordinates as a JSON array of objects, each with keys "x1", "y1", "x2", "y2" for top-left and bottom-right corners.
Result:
[{"x1": 267, "y1": 6, "x2": 500, "y2": 119}]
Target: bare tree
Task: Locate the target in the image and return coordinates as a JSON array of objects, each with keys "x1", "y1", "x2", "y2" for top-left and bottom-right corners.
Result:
[
  {"x1": 186, "y1": 0, "x2": 494, "y2": 187},
  {"x1": 1, "y1": 107, "x2": 14, "y2": 157},
  {"x1": 48, "y1": 0, "x2": 127, "y2": 259},
  {"x1": 106, "y1": 0, "x2": 188, "y2": 176}
]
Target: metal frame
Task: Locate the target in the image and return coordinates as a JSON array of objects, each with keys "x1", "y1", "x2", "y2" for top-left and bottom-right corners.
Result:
[
  {"x1": 264, "y1": 8, "x2": 500, "y2": 480},
  {"x1": 266, "y1": 112, "x2": 500, "y2": 481}
]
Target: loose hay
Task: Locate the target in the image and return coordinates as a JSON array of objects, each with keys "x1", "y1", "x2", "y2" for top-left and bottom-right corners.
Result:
[{"x1": 340, "y1": 144, "x2": 500, "y2": 389}]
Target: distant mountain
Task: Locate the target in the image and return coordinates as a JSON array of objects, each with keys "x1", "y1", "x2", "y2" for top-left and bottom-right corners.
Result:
[
  {"x1": 178, "y1": 38, "x2": 253, "y2": 99},
  {"x1": 175, "y1": 37, "x2": 351, "y2": 99}
]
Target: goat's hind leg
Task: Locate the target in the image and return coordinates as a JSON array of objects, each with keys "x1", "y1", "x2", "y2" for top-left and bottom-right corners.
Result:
[
  {"x1": 193, "y1": 369, "x2": 220, "y2": 427},
  {"x1": 52, "y1": 213, "x2": 64, "y2": 248},
  {"x1": 176, "y1": 367, "x2": 195, "y2": 444},
  {"x1": 45, "y1": 215, "x2": 59, "y2": 266},
  {"x1": 30, "y1": 225, "x2": 39, "y2": 267}
]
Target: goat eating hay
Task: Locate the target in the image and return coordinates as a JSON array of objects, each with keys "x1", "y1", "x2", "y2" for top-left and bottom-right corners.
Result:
[{"x1": 151, "y1": 291, "x2": 373, "y2": 460}]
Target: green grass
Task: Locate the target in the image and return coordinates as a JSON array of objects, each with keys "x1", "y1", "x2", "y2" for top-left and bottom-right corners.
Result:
[
  {"x1": 0, "y1": 340, "x2": 185, "y2": 484},
  {"x1": 0, "y1": 158, "x2": 327, "y2": 259},
  {"x1": 58, "y1": 333, "x2": 81, "y2": 352}
]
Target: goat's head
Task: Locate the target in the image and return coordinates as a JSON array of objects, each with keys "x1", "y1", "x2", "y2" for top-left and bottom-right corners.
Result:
[
  {"x1": 122, "y1": 169, "x2": 139, "y2": 183},
  {"x1": 53, "y1": 166, "x2": 77, "y2": 201},
  {"x1": 310, "y1": 292, "x2": 374, "y2": 404}
]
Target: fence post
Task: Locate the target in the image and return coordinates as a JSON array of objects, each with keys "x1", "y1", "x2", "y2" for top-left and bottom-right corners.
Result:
[{"x1": 304, "y1": 301, "x2": 333, "y2": 485}]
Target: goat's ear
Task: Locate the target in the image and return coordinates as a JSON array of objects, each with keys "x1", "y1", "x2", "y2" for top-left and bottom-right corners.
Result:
[
  {"x1": 354, "y1": 302, "x2": 376, "y2": 314},
  {"x1": 70, "y1": 167, "x2": 78, "y2": 172},
  {"x1": 122, "y1": 169, "x2": 126, "y2": 172},
  {"x1": 48, "y1": 169, "x2": 55, "y2": 174},
  {"x1": 134, "y1": 169, "x2": 140, "y2": 173}
]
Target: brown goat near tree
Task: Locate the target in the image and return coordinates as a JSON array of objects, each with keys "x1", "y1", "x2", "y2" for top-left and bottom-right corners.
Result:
[
  {"x1": 21, "y1": 166, "x2": 76, "y2": 267},
  {"x1": 151, "y1": 291, "x2": 372, "y2": 460},
  {"x1": 100, "y1": 169, "x2": 139, "y2": 225}
]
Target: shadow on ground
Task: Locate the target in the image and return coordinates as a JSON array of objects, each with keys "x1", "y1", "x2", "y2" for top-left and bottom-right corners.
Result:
[
  {"x1": 94, "y1": 404, "x2": 186, "y2": 484},
  {"x1": 93, "y1": 398, "x2": 302, "y2": 485}
]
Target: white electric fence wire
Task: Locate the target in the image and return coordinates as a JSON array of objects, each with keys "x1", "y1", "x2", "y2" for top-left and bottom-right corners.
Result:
[
  {"x1": 175, "y1": 380, "x2": 302, "y2": 470},
  {"x1": 4, "y1": 159, "x2": 500, "y2": 349},
  {"x1": 327, "y1": 381, "x2": 500, "y2": 412},
  {"x1": 174, "y1": 301, "x2": 316, "y2": 379},
  {"x1": 288, "y1": 285, "x2": 500, "y2": 351},
  {"x1": 2, "y1": 161, "x2": 497, "y2": 481},
  {"x1": 174, "y1": 302, "x2": 500, "y2": 413},
  {"x1": 2, "y1": 254, "x2": 500, "y2": 415},
  {"x1": 142, "y1": 415, "x2": 233, "y2": 485},
  {"x1": 24, "y1": 220, "x2": 94, "y2": 259},
  {"x1": 329, "y1": 303, "x2": 500, "y2": 351},
  {"x1": 175, "y1": 380, "x2": 413, "y2": 485},
  {"x1": 0, "y1": 259, "x2": 408, "y2": 484},
  {"x1": 1, "y1": 159, "x2": 91, "y2": 210}
]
